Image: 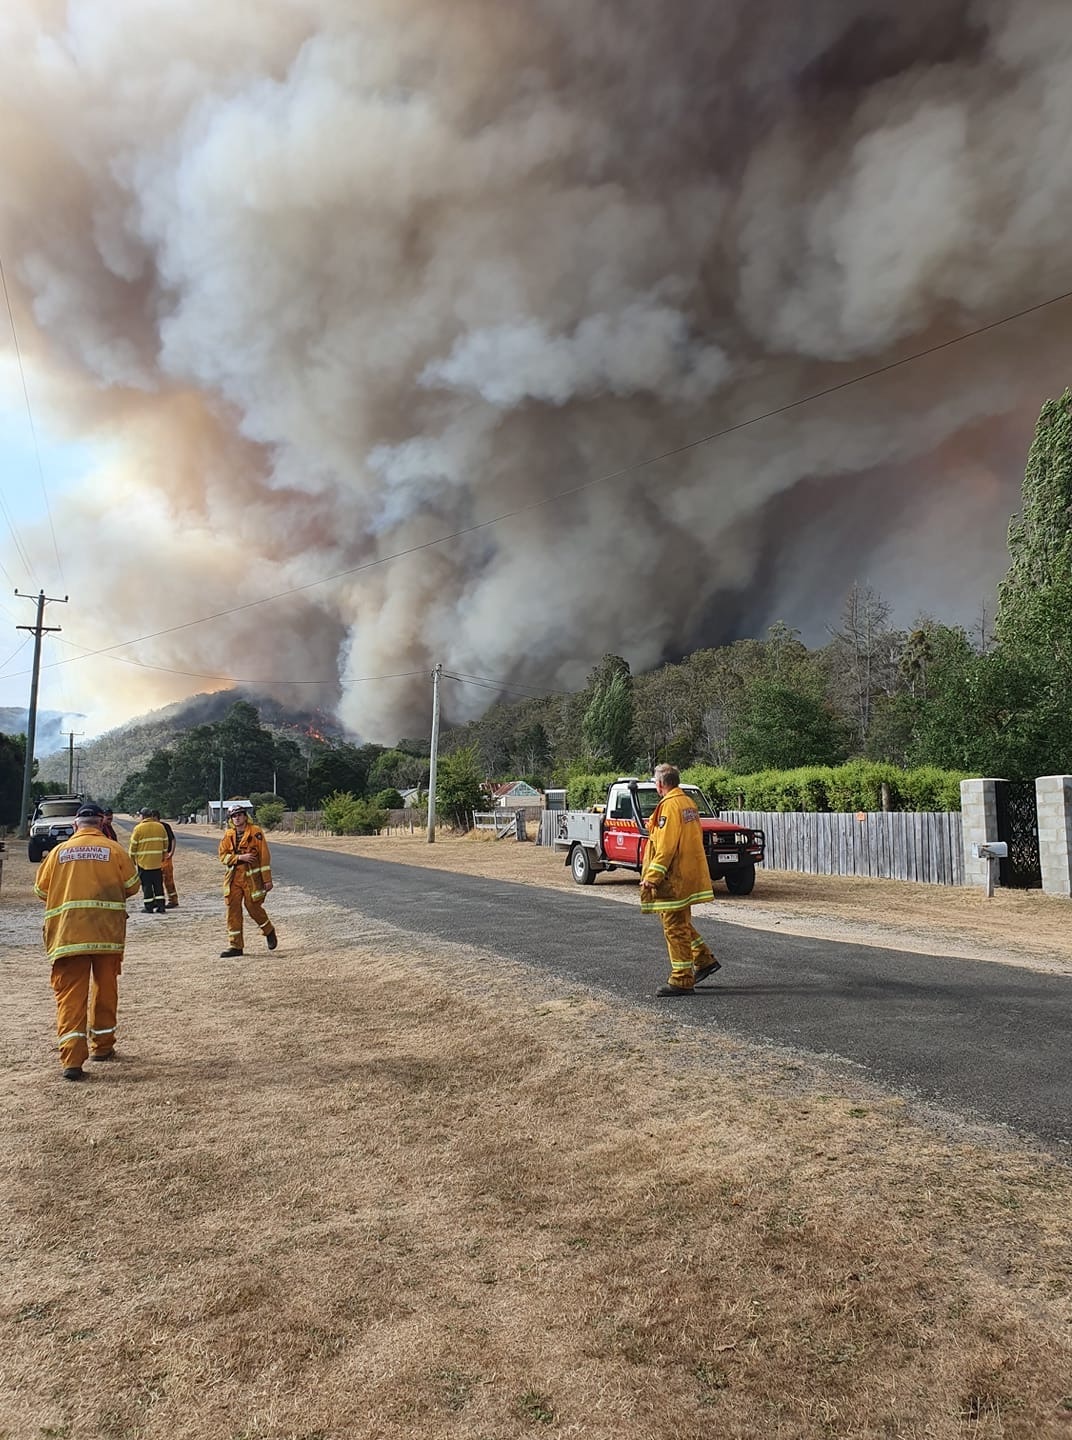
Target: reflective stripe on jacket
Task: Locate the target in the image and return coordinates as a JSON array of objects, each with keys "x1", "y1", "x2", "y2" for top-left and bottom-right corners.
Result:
[
  {"x1": 129, "y1": 819, "x2": 169, "y2": 869},
  {"x1": 640, "y1": 787, "x2": 714, "y2": 914},
  {"x1": 219, "y1": 822, "x2": 273, "y2": 901},
  {"x1": 34, "y1": 826, "x2": 140, "y2": 962}
]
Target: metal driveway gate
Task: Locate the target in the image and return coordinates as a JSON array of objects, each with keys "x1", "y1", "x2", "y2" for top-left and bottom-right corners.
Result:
[{"x1": 994, "y1": 780, "x2": 1042, "y2": 889}]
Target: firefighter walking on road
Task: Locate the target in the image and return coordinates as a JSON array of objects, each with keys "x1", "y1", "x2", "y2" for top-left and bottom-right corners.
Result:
[
  {"x1": 639, "y1": 763, "x2": 722, "y2": 997},
  {"x1": 34, "y1": 802, "x2": 141, "y2": 1080},
  {"x1": 218, "y1": 805, "x2": 278, "y2": 958},
  {"x1": 129, "y1": 807, "x2": 169, "y2": 914}
]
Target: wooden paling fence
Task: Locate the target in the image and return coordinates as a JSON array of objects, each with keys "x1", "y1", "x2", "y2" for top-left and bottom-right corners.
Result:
[{"x1": 721, "y1": 810, "x2": 964, "y2": 886}]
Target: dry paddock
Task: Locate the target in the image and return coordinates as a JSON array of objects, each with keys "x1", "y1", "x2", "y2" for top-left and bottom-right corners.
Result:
[{"x1": 2, "y1": 827, "x2": 1072, "y2": 1440}]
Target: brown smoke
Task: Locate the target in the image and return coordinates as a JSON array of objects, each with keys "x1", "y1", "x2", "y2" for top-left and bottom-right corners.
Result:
[{"x1": 1, "y1": 0, "x2": 1071, "y2": 739}]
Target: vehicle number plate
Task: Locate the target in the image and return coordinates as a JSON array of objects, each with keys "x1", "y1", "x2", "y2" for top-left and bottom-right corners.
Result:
[{"x1": 717, "y1": 852, "x2": 739, "y2": 863}]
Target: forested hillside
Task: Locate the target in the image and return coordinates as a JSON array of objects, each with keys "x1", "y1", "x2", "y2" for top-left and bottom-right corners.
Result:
[{"x1": 33, "y1": 691, "x2": 347, "y2": 802}]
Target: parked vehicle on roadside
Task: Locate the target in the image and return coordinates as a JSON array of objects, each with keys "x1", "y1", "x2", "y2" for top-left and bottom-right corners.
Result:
[
  {"x1": 27, "y1": 794, "x2": 85, "y2": 863},
  {"x1": 553, "y1": 778, "x2": 766, "y2": 894}
]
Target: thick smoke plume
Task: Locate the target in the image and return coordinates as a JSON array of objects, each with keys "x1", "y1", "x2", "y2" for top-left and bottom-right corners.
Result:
[{"x1": 2, "y1": 0, "x2": 1071, "y2": 740}]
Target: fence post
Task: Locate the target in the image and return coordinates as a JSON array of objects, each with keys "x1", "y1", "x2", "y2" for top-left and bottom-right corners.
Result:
[
  {"x1": 1035, "y1": 775, "x2": 1072, "y2": 897},
  {"x1": 960, "y1": 778, "x2": 1003, "y2": 890}
]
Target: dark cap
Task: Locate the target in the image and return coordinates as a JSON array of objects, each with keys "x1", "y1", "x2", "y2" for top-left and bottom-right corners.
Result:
[
  {"x1": 76, "y1": 803, "x2": 105, "y2": 819},
  {"x1": 228, "y1": 805, "x2": 246, "y2": 817},
  {"x1": 138, "y1": 807, "x2": 152, "y2": 816}
]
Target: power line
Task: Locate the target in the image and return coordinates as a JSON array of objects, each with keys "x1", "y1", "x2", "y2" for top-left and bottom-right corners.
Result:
[
  {"x1": 17, "y1": 282, "x2": 1072, "y2": 681},
  {"x1": 442, "y1": 670, "x2": 568, "y2": 699},
  {"x1": 0, "y1": 632, "x2": 31, "y2": 673},
  {"x1": 48, "y1": 634, "x2": 427, "y2": 686},
  {"x1": 0, "y1": 252, "x2": 64, "y2": 588}
]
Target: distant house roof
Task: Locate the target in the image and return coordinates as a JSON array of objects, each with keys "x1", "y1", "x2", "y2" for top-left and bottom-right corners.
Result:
[{"x1": 491, "y1": 781, "x2": 542, "y2": 799}]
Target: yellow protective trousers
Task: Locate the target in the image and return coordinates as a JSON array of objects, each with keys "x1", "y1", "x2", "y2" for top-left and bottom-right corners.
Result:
[
  {"x1": 161, "y1": 855, "x2": 177, "y2": 905},
  {"x1": 226, "y1": 869, "x2": 272, "y2": 951},
  {"x1": 50, "y1": 953, "x2": 122, "y2": 1069},
  {"x1": 659, "y1": 908, "x2": 716, "y2": 991}
]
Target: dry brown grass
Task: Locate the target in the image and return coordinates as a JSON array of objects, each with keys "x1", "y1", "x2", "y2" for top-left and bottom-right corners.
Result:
[{"x1": 2, "y1": 837, "x2": 1072, "y2": 1439}]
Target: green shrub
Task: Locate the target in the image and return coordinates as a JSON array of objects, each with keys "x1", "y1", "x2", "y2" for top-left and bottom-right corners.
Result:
[
  {"x1": 901, "y1": 766, "x2": 967, "y2": 812},
  {"x1": 680, "y1": 766, "x2": 736, "y2": 809},
  {"x1": 564, "y1": 763, "x2": 965, "y2": 814},
  {"x1": 374, "y1": 788, "x2": 405, "y2": 810},
  {"x1": 565, "y1": 772, "x2": 620, "y2": 809},
  {"x1": 729, "y1": 762, "x2": 963, "y2": 813},
  {"x1": 321, "y1": 791, "x2": 389, "y2": 836},
  {"x1": 256, "y1": 801, "x2": 286, "y2": 830}
]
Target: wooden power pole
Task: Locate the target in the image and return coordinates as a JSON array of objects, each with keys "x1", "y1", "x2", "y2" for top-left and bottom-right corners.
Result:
[
  {"x1": 14, "y1": 589, "x2": 68, "y2": 837},
  {"x1": 426, "y1": 663, "x2": 442, "y2": 844},
  {"x1": 63, "y1": 729, "x2": 84, "y2": 793}
]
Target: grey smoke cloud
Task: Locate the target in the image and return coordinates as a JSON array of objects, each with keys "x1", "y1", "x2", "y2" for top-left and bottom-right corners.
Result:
[{"x1": 1, "y1": 0, "x2": 1070, "y2": 740}]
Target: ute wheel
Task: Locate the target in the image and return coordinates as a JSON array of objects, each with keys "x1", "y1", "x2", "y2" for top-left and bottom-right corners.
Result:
[
  {"x1": 27, "y1": 839, "x2": 44, "y2": 863},
  {"x1": 723, "y1": 862, "x2": 756, "y2": 896},
  {"x1": 570, "y1": 845, "x2": 597, "y2": 886}
]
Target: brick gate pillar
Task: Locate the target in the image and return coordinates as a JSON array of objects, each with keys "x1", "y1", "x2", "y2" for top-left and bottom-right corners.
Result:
[
  {"x1": 1035, "y1": 775, "x2": 1072, "y2": 898},
  {"x1": 960, "y1": 778, "x2": 1003, "y2": 889}
]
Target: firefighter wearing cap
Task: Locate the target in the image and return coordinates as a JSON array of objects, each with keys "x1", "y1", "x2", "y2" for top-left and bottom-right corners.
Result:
[
  {"x1": 218, "y1": 806, "x2": 278, "y2": 957},
  {"x1": 128, "y1": 808, "x2": 169, "y2": 914},
  {"x1": 34, "y1": 803, "x2": 141, "y2": 1080},
  {"x1": 639, "y1": 763, "x2": 721, "y2": 996}
]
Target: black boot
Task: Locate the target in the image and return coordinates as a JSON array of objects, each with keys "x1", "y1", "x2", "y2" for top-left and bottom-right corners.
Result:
[
  {"x1": 219, "y1": 947, "x2": 244, "y2": 958},
  {"x1": 265, "y1": 929, "x2": 278, "y2": 951}
]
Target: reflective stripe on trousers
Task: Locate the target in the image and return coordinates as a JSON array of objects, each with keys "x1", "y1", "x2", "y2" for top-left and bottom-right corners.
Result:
[
  {"x1": 50, "y1": 953, "x2": 121, "y2": 1068},
  {"x1": 658, "y1": 908, "x2": 712, "y2": 990},
  {"x1": 161, "y1": 855, "x2": 177, "y2": 903},
  {"x1": 226, "y1": 870, "x2": 272, "y2": 949}
]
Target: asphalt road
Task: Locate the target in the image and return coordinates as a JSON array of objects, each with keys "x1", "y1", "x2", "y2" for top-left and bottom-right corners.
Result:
[{"x1": 186, "y1": 834, "x2": 1072, "y2": 1152}]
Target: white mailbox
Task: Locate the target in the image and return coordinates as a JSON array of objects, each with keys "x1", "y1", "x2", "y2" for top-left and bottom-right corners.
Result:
[{"x1": 972, "y1": 841, "x2": 1008, "y2": 860}]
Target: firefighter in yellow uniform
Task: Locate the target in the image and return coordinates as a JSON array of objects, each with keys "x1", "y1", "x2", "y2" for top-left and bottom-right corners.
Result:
[
  {"x1": 639, "y1": 763, "x2": 722, "y2": 996},
  {"x1": 34, "y1": 802, "x2": 141, "y2": 1080},
  {"x1": 128, "y1": 807, "x2": 169, "y2": 913},
  {"x1": 218, "y1": 805, "x2": 278, "y2": 957}
]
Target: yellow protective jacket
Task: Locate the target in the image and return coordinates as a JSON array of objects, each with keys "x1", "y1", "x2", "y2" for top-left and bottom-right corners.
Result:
[
  {"x1": 129, "y1": 818, "x2": 168, "y2": 870},
  {"x1": 219, "y1": 821, "x2": 272, "y2": 901},
  {"x1": 639, "y1": 786, "x2": 715, "y2": 914},
  {"x1": 34, "y1": 825, "x2": 141, "y2": 963}
]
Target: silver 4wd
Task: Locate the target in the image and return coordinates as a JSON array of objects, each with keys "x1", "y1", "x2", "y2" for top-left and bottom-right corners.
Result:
[{"x1": 28, "y1": 794, "x2": 85, "y2": 863}]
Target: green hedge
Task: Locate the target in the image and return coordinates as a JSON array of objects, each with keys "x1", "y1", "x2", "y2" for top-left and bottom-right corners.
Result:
[
  {"x1": 320, "y1": 790, "x2": 389, "y2": 835},
  {"x1": 554, "y1": 763, "x2": 975, "y2": 813},
  {"x1": 565, "y1": 772, "x2": 621, "y2": 810}
]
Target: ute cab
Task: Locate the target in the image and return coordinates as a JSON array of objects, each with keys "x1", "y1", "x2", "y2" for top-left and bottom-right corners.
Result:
[
  {"x1": 560, "y1": 778, "x2": 765, "y2": 894},
  {"x1": 27, "y1": 794, "x2": 85, "y2": 863}
]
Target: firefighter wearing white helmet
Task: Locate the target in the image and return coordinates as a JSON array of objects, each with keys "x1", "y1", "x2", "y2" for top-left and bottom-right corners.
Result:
[{"x1": 218, "y1": 805, "x2": 278, "y2": 958}]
